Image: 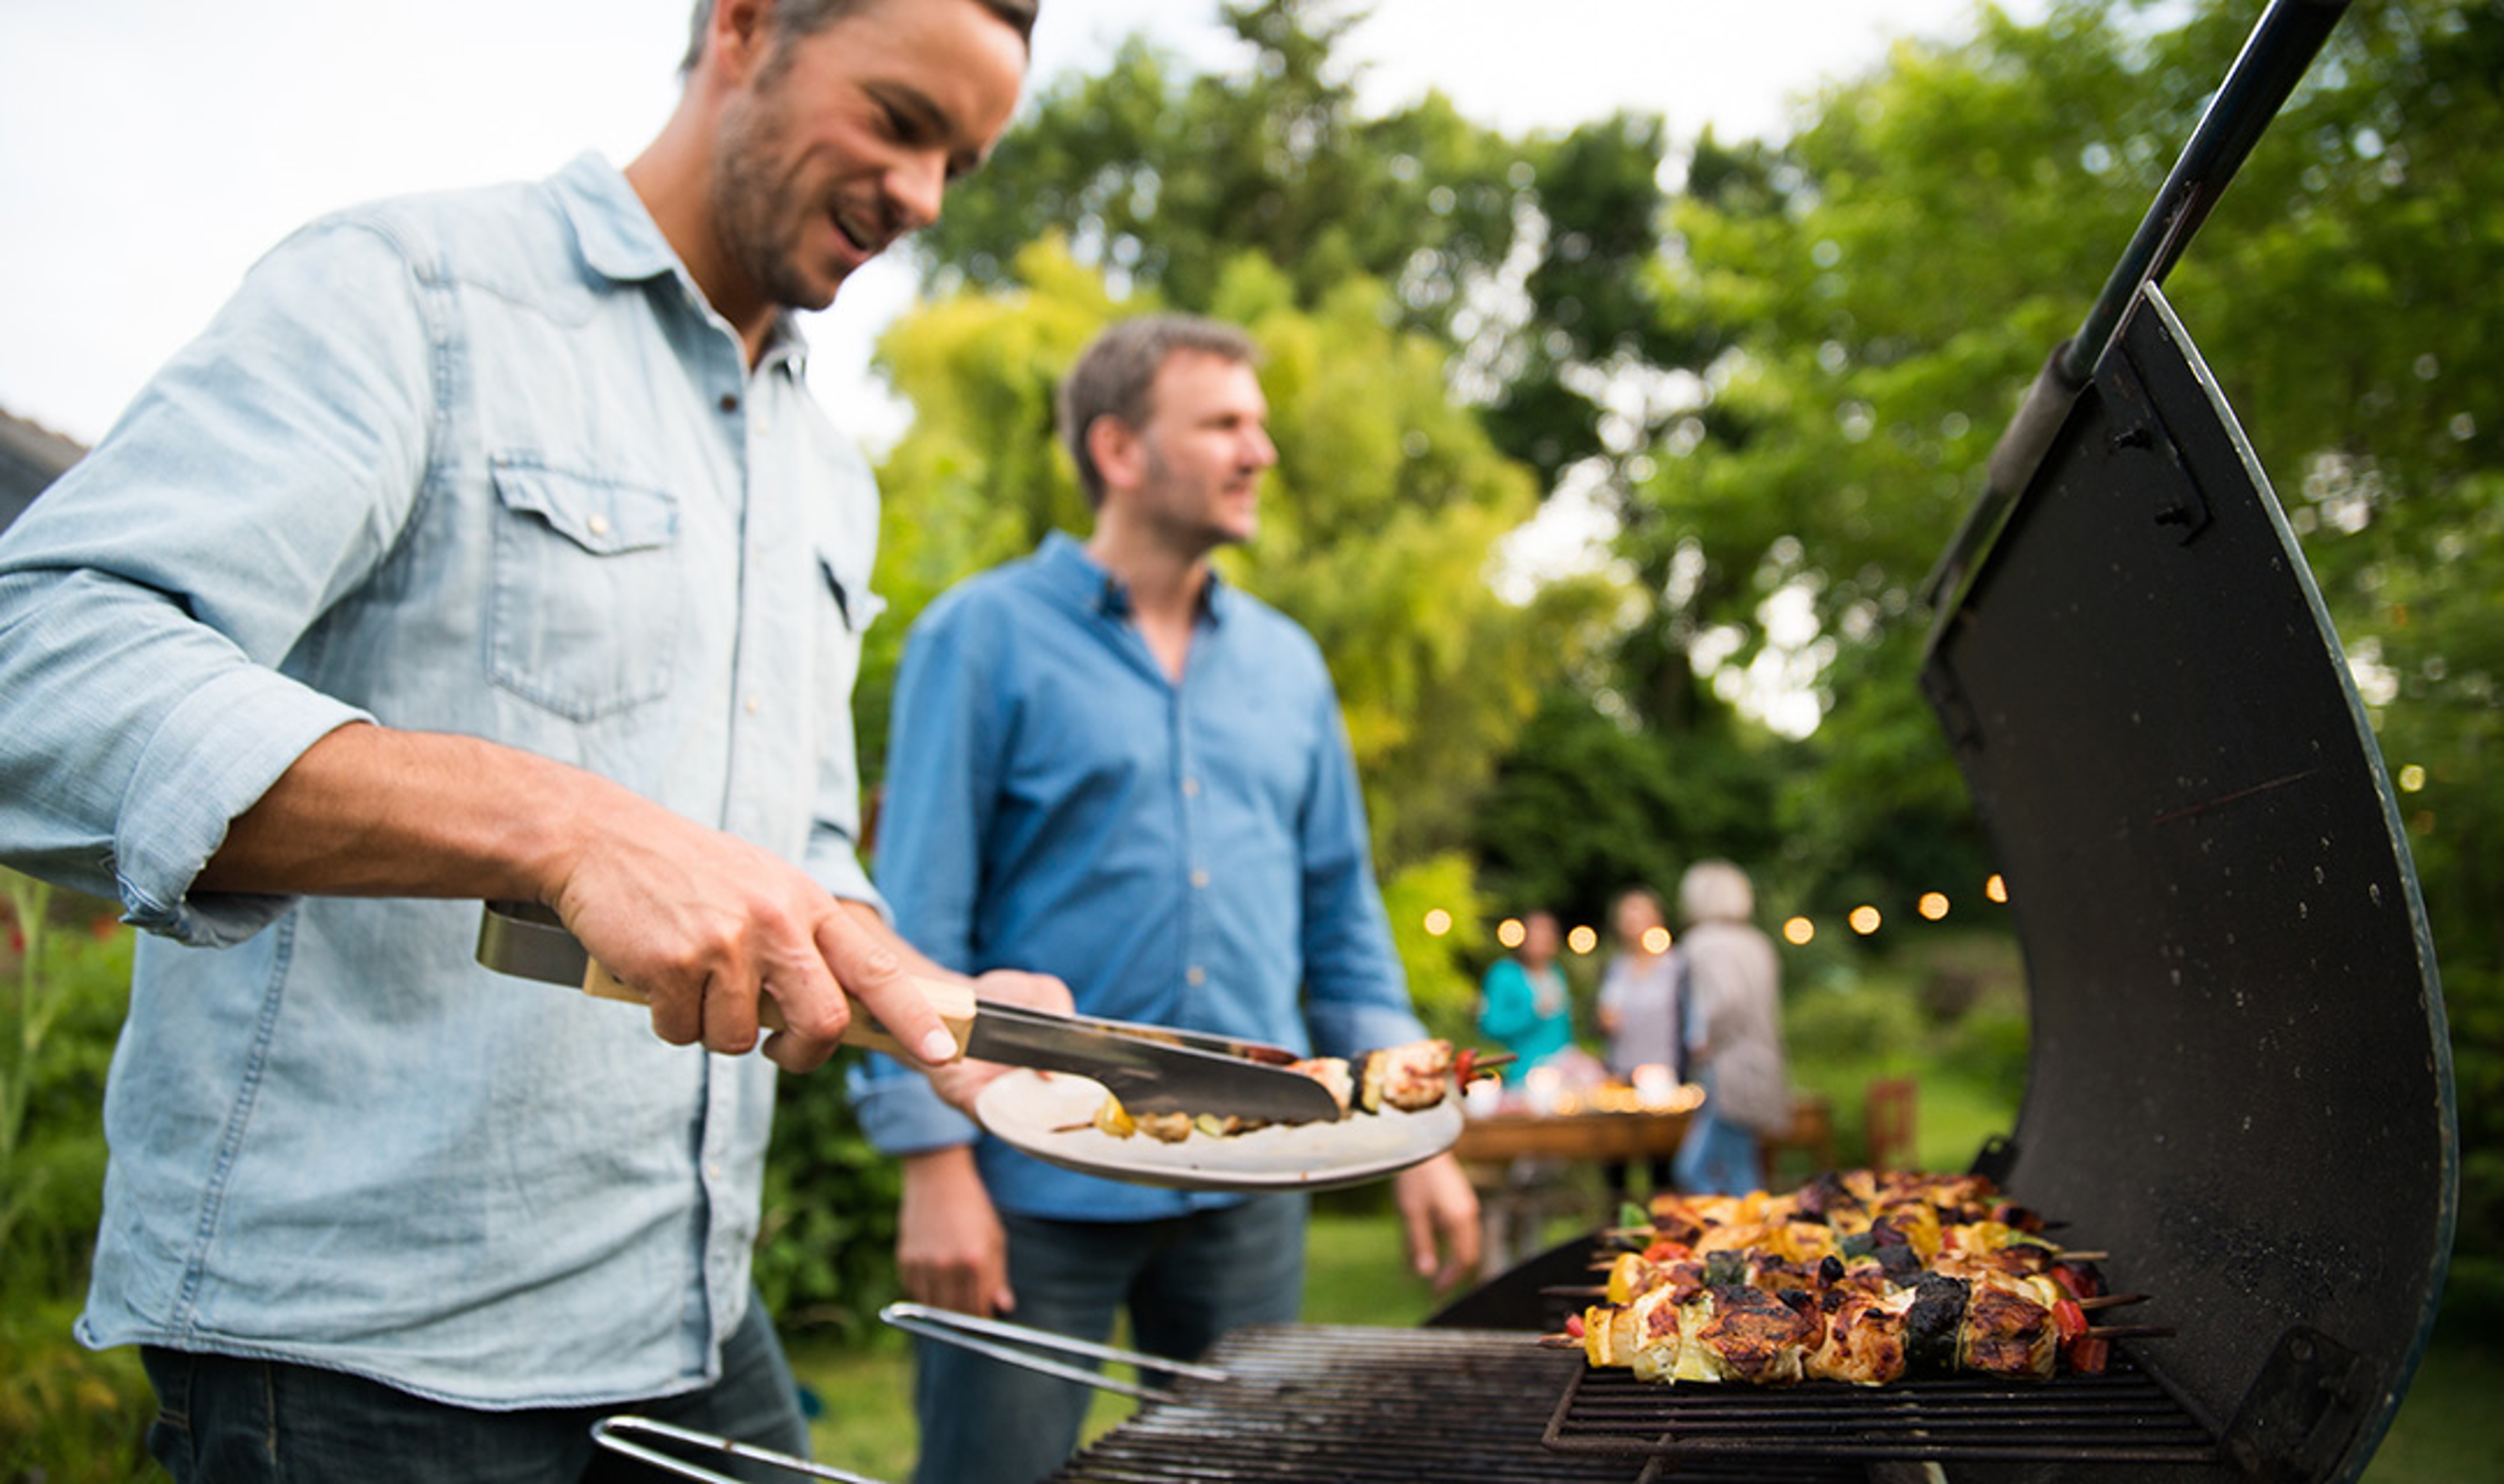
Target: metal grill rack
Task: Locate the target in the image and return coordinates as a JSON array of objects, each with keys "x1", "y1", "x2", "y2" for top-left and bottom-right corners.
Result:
[
  {"x1": 1045, "y1": 1324, "x2": 1865, "y2": 1483},
  {"x1": 1544, "y1": 1350, "x2": 2217, "y2": 1467}
]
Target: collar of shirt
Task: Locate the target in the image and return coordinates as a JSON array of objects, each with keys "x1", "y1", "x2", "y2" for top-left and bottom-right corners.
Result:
[
  {"x1": 550, "y1": 152, "x2": 809, "y2": 378},
  {"x1": 1036, "y1": 529, "x2": 1230, "y2": 628}
]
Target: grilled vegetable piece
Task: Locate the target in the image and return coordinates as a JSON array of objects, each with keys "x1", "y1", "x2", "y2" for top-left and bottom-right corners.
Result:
[
  {"x1": 1693, "y1": 1284, "x2": 1820, "y2": 1384},
  {"x1": 1358, "y1": 1038, "x2": 1454, "y2": 1113},
  {"x1": 1133, "y1": 1111, "x2": 1194, "y2": 1144},
  {"x1": 1092, "y1": 1094, "x2": 1137, "y2": 1139},
  {"x1": 1902, "y1": 1272, "x2": 1970, "y2": 1376},
  {"x1": 1289, "y1": 1056, "x2": 1355, "y2": 1117},
  {"x1": 1806, "y1": 1283, "x2": 1914, "y2": 1386}
]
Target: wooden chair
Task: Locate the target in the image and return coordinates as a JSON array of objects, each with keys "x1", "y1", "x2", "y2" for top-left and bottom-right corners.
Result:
[{"x1": 1865, "y1": 1076, "x2": 1918, "y2": 1170}]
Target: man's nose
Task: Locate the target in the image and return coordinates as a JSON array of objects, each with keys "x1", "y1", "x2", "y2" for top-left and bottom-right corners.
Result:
[
  {"x1": 891, "y1": 151, "x2": 948, "y2": 235},
  {"x1": 1244, "y1": 425, "x2": 1279, "y2": 469}
]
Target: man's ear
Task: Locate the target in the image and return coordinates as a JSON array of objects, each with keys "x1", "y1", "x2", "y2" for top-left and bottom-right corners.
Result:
[
  {"x1": 701, "y1": 0, "x2": 776, "y2": 87},
  {"x1": 1085, "y1": 415, "x2": 1144, "y2": 500}
]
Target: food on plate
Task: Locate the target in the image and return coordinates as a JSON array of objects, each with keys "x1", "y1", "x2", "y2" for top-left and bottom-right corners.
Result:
[
  {"x1": 1558, "y1": 1169, "x2": 2128, "y2": 1385},
  {"x1": 1086, "y1": 1037, "x2": 1480, "y2": 1140}
]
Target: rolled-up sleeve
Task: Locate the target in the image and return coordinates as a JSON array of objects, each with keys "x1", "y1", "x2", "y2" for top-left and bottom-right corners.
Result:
[{"x1": 0, "y1": 220, "x2": 428, "y2": 940}]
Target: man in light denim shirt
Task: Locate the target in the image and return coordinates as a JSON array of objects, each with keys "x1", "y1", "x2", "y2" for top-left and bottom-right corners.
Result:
[
  {"x1": 851, "y1": 316, "x2": 1483, "y2": 1484},
  {"x1": 0, "y1": 1, "x2": 1064, "y2": 1476}
]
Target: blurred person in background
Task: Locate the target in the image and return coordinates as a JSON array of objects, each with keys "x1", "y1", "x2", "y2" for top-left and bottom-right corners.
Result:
[
  {"x1": 1671, "y1": 861, "x2": 1791, "y2": 1195},
  {"x1": 1596, "y1": 885, "x2": 1682, "y2": 1198},
  {"x1": 1478, "y1": 908, "x2": 1574, "y2": 1082}
]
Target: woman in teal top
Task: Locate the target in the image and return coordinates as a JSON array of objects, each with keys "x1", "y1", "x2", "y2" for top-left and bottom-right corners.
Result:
[{"x1": 1478, "y1": 909, "x2": 1574, "y2": 1080}]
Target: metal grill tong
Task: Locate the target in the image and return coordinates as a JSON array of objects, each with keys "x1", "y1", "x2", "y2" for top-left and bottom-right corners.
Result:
[
  {"x1": 880, "y1": 1300, "x2": 1232, "y2": 1405},
  {"x1": 475, "y1": 900, "x2": 1342, "y2": 1123},
  {"x1": 588, "y1": 1416, "x2": 887, "y2": 1484}
]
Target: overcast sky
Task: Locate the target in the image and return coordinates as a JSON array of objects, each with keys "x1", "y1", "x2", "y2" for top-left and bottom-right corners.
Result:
[{"x1": 0, "y1": 0, "x2": 2030, "y2": 449}]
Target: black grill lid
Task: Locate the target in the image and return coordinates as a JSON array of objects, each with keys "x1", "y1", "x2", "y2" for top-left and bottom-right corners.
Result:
[{"x1": 1918, "y1": 281, "x2": 2457, "y2": 1483}]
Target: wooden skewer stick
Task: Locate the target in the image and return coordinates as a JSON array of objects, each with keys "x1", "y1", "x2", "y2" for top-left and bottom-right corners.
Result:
[
  {"x1": 1535, "y1": 1334, "x2": 1583, "y2": 1350},
  {"x1": 2077, "y1": 1292, "x2": 2150, "y2": 1312},
  {"x1": 2087, "y1": 1324, "x2": 2175, "y2": 1341},
  {"x1": 1543, "y1": 1284, "x2": 1608, "y2": 1298},
  {"x1": 2057, "y1": 1250, "x2": 2110, "y2": 1262}
]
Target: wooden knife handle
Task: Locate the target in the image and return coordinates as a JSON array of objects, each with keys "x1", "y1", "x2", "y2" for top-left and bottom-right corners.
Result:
[{"x1": 579, "y1": 957, "x2": 977, "y2": 1061}]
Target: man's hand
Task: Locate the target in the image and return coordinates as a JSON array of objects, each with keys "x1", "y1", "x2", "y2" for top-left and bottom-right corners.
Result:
[
  {"x1": 1391, "y1": 1151, "x2": 1482, "y2": 1293},
  {"x1": 913, "y1": 968, "x2": 1075, "y2": 1114},
  {"x1": 548, "y1": 797, "x2": 961, "y2": 1075},
  {"x1": 897, "y1": 1146, "x2": 1014, "y2": 1318}
]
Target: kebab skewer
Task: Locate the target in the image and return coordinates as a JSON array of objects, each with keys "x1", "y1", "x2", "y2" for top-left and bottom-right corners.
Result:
[
  {"x1": 1079, "y1": 1037, "x2": 1509, "y2": 1142},
  {"x1": 1549, "y1": 1170, "x2": 2164, "y2": 1384}
]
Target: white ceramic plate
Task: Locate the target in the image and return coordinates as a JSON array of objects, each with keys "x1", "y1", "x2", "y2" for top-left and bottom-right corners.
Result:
[{"x1": 974, "y1": 1069, "x2": 1463, "y2": 1193}]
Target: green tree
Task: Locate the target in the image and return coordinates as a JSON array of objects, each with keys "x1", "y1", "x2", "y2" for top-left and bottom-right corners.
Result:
[
  {"x1": 914, "y1": 0, "x2": 1676, "y2": 491},
  {"x1": 1594, "y1": 0, "x2": 2499, "y2": 1242}
]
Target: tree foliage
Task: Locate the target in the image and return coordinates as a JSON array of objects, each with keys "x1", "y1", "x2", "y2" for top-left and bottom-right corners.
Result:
[
  {"x1": 914, "y1": 0, "x2": 1676, "y2": 491},
  {"x1": 1596, "y1": 0, "x2": 2503, "y2": 1249}
]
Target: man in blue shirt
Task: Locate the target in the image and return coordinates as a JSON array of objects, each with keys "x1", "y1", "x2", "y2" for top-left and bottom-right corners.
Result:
[
  {"x1": 852, "y1": 314, "x2": 1482, "y2": 1484},
  {"x1": 0, "y1": 1, "x2": 1056, "y2": 1477}
]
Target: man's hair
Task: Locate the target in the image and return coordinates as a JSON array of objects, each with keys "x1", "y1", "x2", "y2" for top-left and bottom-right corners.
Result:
[
  {"x1": 680, "y1": 0, "x2": 1038, "y2": 76},
  {"x1": 1678, "y1": 860, "x2": 1757, "y2": 926},
  {"x1": 1058, "y1": 315, "x2": 1260, "y2": 509}
]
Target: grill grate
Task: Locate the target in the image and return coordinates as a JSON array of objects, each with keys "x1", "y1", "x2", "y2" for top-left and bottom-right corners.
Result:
[
  {"x1": 1545, "y1": 1348, "x2": 2218, "y2": 1466},
  {"x1": 1045, "y1": 1324, "x2": 1865, "y2": 1483}
]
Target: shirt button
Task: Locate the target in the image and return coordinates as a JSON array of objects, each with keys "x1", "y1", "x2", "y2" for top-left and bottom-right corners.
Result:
[
  {"x1": 1182, "y1": 778, "x2": 1201, "y2": 797},
  {"x1": 1186, "y1": 966, "x2": 1206, "y2": 987},
  {"x1": 1191, "y1": 869, "x2": 1210, "y2": 889},
  {"x1": 744, "y1": 695, "x2": 762, "y2": 715},
  {"x1": 586, "y1": 513, "x2": 610, "y2": 537},
  {"x1": 719, "y1": 393, "x2": 740, "y2": 413},
  {"x1": 705, "y1": 1161, "x2": 724, "y2": 1182}
]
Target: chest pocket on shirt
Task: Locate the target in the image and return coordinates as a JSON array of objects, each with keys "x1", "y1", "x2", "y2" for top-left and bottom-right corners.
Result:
[
  {"x1": 488, "y1": 458, "x2": 681, "y2": 721},
  {"x1": 816, "y1": 548, "x2": 885, "y2": 698}
]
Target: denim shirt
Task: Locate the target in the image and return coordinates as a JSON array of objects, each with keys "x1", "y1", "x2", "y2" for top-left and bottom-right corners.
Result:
[
  {"x1": 0, "y1": 155, "x2": 886, "y2": 1406},
  {"x1": 848, "y1": 533, "x2": 1426, "y2": 1222}
]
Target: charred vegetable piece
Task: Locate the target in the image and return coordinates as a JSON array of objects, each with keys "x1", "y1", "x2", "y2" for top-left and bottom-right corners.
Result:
[{"x1": 1903, "y1": 1273, "x2": 1970, "y2": 1376}]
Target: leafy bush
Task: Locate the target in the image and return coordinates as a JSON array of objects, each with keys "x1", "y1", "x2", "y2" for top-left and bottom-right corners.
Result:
[
  {"x1": 2, "y1": 873, "x2": 153, "y2": 1478},
  {"x1": 1, "y1": 1298, "x2": 153, "y2": 1481},
  {"x1": 1781, "y1": 978, "x2": 1929, "y2": 1072},
  {"x1": 2443, "y1": 967, "x2": 2504, "y2": 1263},
  {"x1": 1937, "y1": 999, "x2": 2031, "y2": 1110}
]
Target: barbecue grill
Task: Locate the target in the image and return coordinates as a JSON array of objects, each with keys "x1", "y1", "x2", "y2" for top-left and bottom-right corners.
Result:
[{"x1": 1029, "y1": 2, "x2": 2457, "y2": 1481}]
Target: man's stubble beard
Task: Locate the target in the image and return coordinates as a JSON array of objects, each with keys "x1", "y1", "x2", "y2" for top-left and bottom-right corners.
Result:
[{"x1": 709, "y1": 59, "x2": 837, "y2": 314}]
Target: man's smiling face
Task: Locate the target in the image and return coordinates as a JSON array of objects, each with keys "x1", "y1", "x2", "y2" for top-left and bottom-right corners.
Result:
[{"x1": 708, "y1": 0, "x2": 1026, "y2": 313}]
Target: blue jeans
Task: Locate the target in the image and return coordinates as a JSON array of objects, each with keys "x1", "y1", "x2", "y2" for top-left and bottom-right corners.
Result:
[
  {"x1": 1674, "y1": 1106, "x2": 1763, "y2": 1196},
  {"x1": 139, "y1": 1294, "x2": 808, "y2": 1483},
  {"x1": 910, "y1": 1194, "x2": 1309, "y2": 1484}
]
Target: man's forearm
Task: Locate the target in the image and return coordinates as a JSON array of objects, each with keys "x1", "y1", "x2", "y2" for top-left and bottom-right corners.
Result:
[{"x1": 196, "y1": 720, "x2": 599, "y2": 901}]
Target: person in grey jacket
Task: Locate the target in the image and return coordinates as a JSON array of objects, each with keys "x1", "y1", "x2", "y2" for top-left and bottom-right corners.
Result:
[{"x1": 1671, "y1": 860, "x2": 1791, "y2": 1194}]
